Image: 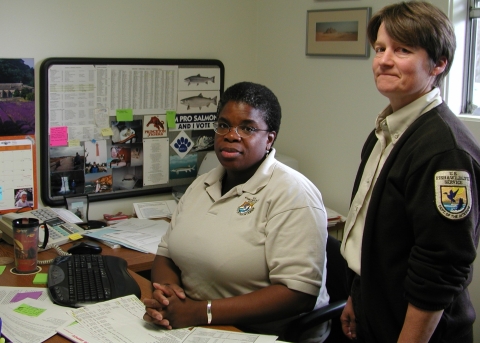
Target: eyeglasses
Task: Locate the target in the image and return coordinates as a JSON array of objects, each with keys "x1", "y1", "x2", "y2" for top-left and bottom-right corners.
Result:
[{"x1": 213, "y1": 122, "x2": 270, "y2": 138}]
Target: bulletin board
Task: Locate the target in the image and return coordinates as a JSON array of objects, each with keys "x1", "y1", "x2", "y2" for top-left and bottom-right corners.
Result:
[{"x1": 40, "y1": 58, "x2": 224, "y2": 206}]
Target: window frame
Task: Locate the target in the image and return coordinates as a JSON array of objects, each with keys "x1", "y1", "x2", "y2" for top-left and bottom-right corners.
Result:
[{"x1": 464, "y1": 0, "x2": 479, "y2": 114}]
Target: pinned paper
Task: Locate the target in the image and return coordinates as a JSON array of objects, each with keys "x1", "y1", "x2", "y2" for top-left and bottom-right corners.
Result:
[
  {"x1": 101, "y1": 127, "x2": 113, "y2": 136},
  {"x1": 68, "y1": 139, "x2": 80, "y2": 147},
  {"x1": 116, "y1": 109, "x2": 133, "y2": 121},
  {"x1": 50, "y1": 126, "x2": 68, "y2": 147},
  {"x1": 170, "y1": 131, "x2": 193, "y2": 158},
  {"x1": 166, "y1": 110, "x2": 176, "y2": 128},
  {"x1": 94, "y1": 108, "x2": 110, "y2": 128}
]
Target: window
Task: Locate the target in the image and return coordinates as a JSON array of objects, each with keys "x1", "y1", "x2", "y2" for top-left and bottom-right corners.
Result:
[{"x1": 465, "y1": 0, "x2": 480, "y2": 115}]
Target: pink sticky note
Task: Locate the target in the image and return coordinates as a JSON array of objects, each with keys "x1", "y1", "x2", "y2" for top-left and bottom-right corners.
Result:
[{"x1": 50, "y1": 126, "x2": 68, "y2": 147}]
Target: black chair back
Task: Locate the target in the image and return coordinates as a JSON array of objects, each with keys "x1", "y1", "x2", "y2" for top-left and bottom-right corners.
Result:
[
  {"x1": 325, "y1": 235, "x2": 348, "y2": 303},
  {"x1": 284, "y1": 234, "x2": 349, "y2": 343}
]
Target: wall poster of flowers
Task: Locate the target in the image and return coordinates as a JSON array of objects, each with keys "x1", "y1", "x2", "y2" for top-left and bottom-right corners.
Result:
[{"x1": 0, "y1": 59, "x2": 35, "y2": 136}]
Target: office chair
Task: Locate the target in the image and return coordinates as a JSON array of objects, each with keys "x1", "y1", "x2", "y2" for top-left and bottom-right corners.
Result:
[{"x1": 284, "y1": 234, "x2": 349, "y2": 343}]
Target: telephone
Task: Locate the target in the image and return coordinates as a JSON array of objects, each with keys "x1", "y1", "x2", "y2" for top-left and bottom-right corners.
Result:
[{"x1": 0, "y1": 207, "x2": 85, "y2": 248}]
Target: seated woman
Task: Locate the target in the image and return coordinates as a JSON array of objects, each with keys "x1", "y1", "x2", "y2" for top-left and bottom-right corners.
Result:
[{"x1": 143, "y1": 82, "x2": 329, "y2": 342}]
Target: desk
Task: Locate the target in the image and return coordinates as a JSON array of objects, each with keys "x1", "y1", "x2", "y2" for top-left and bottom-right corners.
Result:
[
  {"x1": 0, "y1": 238, "x2": 156, "y2": 273},
  {"x1": 328, "y1": 221, "x2": 345, "y2": 241},
  {"x1": 43, "y1": 240, "x2": 156, "y2": 273},
  {"x1": 0, "y1": 240, "x2": 239, "y2": 342}
]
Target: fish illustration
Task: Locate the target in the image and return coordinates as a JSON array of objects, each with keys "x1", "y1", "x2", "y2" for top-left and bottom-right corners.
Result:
[
  {"x1": 180, "y1": 93, "x2": 217, "y2": 110},
  {"x1": 191, "y1": 136, "x2": 214, "y2": 152},
  {"x1": 184, "y1": 74, "x2": 215, "y2": 86},
  {"x1": 171, "y1": 165, "x2": 196, "y2": 174}
]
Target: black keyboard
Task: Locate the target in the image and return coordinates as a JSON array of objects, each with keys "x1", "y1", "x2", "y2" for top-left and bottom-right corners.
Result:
[{"x1": 47, "y1": 254, "x2": 141, "y2": 307}]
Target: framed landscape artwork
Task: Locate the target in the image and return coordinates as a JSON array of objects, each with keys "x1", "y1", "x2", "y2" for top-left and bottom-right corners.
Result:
[{"x1": 306, "y1": 7, "x2": 372, "y2": 57}]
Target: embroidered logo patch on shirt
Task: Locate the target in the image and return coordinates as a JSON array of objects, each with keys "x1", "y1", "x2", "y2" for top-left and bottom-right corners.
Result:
[
  {"x1": 237, "y1": 197, "x2": 258, "y2": 216},
  {"x1": 435, "y1": 170, "x2": 472, "y2": 220}
]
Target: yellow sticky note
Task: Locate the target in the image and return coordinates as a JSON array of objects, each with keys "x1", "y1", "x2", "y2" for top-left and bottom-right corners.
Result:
[
  {"x1": 68, "y1": 139, "x2": 80, "y2": 147},
  {"x1": 101, "y1": 127, "x2": 113, "y2": 136},
  {"x1": 69, "y1": 233, "x2": 83, "y2": 241},
  {"x1": 0, "y1": 266, "x2": 5, "y2": 275},
  {"x1": 166, "y1": 110, "x2": 176, "y2": 128},
  {"x1": 116, "y1": 109, "x2": 133, "y2": 121}
]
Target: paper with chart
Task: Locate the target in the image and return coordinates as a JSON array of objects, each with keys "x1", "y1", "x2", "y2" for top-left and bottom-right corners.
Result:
[
  {"x1": 57, "y1": 295, "x2": 189, "y2": 343},
  {"x1": 57, "y1": 295, "x2": 278, "y2": 343},
  {"x1": 0, "y1": 293, "x2": 73, "y2": 343}
]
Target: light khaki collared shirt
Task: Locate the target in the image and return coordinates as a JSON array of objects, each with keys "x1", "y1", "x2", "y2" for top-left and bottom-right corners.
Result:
[{"x1": 341, "y1": 88, "x2": 442, "y2": 275}]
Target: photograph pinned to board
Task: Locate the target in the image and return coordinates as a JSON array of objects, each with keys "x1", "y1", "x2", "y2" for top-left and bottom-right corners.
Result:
[
  {"x1": 169, "y1": 153, "x2": 198, "y2": 180},
  {"x1": 144, "y1": 114, "x2": 167, "y2": 138},
  {"x1": 111, "y1": 120, "x2": 142, "y2": 144},
  {"x1": 84, "y1": 171, "x2": 113, "y2": 194},
  {"x1": 306, "y1": 7, "x2": 371, "y2": 57}
]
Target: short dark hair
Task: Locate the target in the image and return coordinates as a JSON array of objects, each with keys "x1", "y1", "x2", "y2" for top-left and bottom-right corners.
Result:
[
  {"x1": 367, "y1": 1, "x2": 456, "y2": 87},
  {"x1": 217, "y1": 81, "x2": 281, "y2": 138}
]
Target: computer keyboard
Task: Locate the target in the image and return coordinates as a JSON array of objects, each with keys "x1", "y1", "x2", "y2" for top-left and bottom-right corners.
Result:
[{"x1": 47, "y1": 254, "x2": 141, "y2": 307}]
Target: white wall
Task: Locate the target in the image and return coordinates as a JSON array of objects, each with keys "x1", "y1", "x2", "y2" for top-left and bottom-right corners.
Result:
[
  {"x1": 0, "y1": 0, "x2": 258, "y2": 217},
  {"x1": 2, "y1": 0, "x2": 480, "y2": 340}
]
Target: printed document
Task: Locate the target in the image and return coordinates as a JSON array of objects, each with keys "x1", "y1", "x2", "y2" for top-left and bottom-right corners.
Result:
[
  {"x1": 83, "y1": 217, "x2": 170, "y2": 253},
  {"x1": 133, "y1": 200, "x2": 177, "y2": 219},
  {"x1": 0, "y1": 296, "x2": 73, "y2": 343},
  {"x1": 58, "y1": 295, "x2": 278, "y2": 343}
]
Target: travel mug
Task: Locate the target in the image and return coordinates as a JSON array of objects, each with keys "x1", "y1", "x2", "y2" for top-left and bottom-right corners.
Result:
[{"x1": 12, "y1": 218, "x2": 48, "y2": 273}]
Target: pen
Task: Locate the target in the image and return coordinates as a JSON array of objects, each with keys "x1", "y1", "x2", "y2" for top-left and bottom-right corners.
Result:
[{"x1": 0, "y1": 317, "x2": 4, "y2": 343}]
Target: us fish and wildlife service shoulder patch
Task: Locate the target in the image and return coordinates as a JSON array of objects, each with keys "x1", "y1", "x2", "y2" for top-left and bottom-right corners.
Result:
[{"x1": 435, "y1": 170, "x2": 472, "y2": 220}]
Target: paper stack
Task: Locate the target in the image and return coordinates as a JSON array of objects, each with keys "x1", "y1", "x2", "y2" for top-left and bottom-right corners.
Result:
[
  {"x1": 82, "y1": 218, "x2": 170, "y2": 253},
  {"x1": 133, "y1": 200, "x2": 177, "y2": 219},
  {"x1": 326, "y1": 207, "x2": 345, "y2": 227},
  {"x1": 57, "y1": 295, "x2": 278, "y2": 343}
]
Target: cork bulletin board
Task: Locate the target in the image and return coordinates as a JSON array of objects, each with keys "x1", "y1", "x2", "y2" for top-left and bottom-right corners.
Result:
[{"x1": 40, "y1": 58, "x2": 224, "y2": 206}]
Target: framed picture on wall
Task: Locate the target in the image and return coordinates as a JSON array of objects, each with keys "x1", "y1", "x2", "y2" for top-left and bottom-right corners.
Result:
[{"x1": 306, "y1": 7, "x2": 372, "y2": 57}]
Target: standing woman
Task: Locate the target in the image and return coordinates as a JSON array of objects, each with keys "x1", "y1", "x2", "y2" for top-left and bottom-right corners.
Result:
[
  {"x1": 144, "y1": 82, "x2": 330, "y2": 342},
  {"x1": 340, "y1": 2, "x2": 480, "y2": 342}
]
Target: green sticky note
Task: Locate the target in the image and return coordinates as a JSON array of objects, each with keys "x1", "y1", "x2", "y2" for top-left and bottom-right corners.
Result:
[
  {"x1": 33, "y1": 273, "x2": 48, "y2": 285},
  {"x1": 116, "y1": 109, "x2": 133, "y2": 121},
  {"x1": 0, "y1": 266, "x2": 5, "y2": 275},
  {"x1": 166, "y1": 110, "x2": 177, "y2": 128},
  {"x1": 14, "y1": 303, "x2": 46, "y2": 317}
]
